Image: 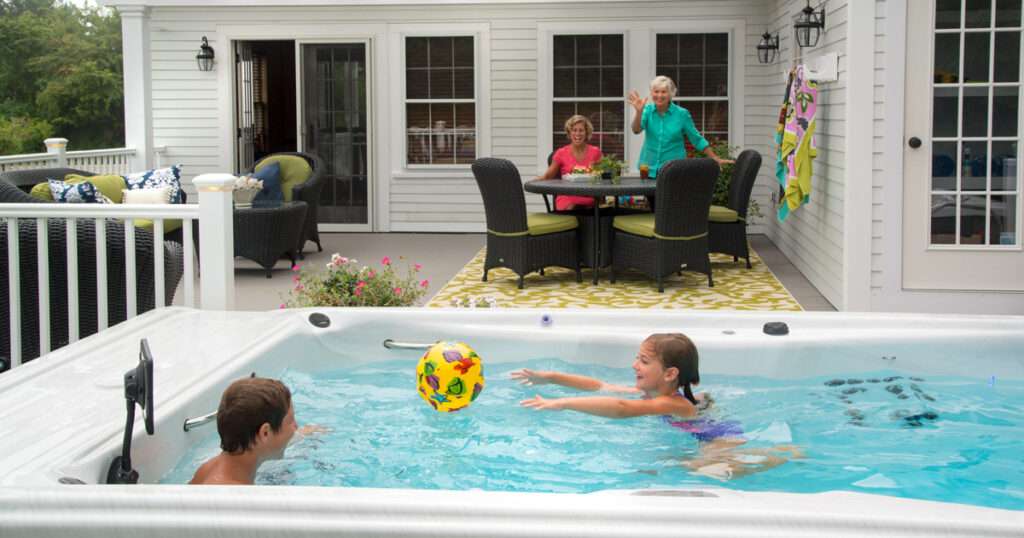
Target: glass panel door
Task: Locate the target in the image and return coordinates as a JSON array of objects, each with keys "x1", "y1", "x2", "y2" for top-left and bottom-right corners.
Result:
[
  {"x1": 902, "y1": 0, "x2": 1024, "y2": 291},
  {"x1": 302, "y1": 43, "x2": 370, "y2": 229}
]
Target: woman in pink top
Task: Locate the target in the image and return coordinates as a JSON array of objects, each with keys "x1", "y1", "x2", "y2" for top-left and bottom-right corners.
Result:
[{"x1": 532, "y1": 114, "x2": 604, "y2": 211}]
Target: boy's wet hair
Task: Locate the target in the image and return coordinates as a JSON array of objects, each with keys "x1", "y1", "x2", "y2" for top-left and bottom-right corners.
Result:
[
  {"x1": 217, "y1": 377, "x2": 291, "y2": 454},
  {"x1": 645, "y1": 333, "x2": 700, "y2": 403}
]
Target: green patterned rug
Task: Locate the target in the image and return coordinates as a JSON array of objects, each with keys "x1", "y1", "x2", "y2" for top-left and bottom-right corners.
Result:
[{"x1": 426, "y1": 247, "x2": 802, "y2": 310}]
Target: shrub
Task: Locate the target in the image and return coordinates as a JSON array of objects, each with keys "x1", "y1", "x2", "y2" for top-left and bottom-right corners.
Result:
[{"x1": 281, "y1": 254, "x2": 429, "y2": 307}]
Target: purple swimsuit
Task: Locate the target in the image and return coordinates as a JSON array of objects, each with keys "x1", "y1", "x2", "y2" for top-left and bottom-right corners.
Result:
[{"x1": 658, "y1": 393, "x2": 747, "y2": 442}]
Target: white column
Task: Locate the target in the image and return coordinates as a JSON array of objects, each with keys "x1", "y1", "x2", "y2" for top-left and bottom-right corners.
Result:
[
  {"x1": 193, "y1": 174, "x2": 236, "y2": 311},
  {"x1": 44, "y1": 138, "x2": 68, "y2": 166},
  {"x1": 118, "y1": 6, "x2": 153, "y2": 170}
]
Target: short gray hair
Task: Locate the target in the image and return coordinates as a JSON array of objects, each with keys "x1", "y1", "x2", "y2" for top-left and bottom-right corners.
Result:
[{"x1": 649, "y1": 76, "x2": 677, "y2": 98}]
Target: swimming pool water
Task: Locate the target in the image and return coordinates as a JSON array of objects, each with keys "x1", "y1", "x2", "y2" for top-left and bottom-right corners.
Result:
[{"x1": 161, "y1": 359, "x2": 1024, "y2": 510}]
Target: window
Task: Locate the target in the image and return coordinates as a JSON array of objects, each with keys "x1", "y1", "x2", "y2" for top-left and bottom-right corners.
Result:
[
  {"x1": 551, "y1": 34, "x2": 625, "y2": 158},
  {"x1": 405, "y1": 36, "x2": 476, "y2": 165},
  {"x1": 655, "y1": 33, "x2": 730, "y2": 146}
]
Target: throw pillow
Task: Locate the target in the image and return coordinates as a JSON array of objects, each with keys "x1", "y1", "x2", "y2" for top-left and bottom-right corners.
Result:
[
  {"x1": 255, "y1": 155, "x2": 311, "y2": 201},
  {"x1": 47, "y1": 179, "x2": 110, "y2": 204},
  {"x1": 123, "y1": 164, "x2": 183, "y2": 204},
  {"x1": 122, "y1": 186, "x2": 172, "y2": 204},
  {"x1": 250, "y1": 161, "x2": 284, "y2": 202},
  {"x1": 64, "y1": 174, "x2": 128, "y2": 203}
]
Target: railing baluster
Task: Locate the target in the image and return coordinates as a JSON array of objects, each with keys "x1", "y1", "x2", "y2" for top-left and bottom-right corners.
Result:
[
  {"x1": 182, "y1": 219, "x2": 195, "y2": 308},
  {"x1": 67, "y1": 218, "x2": 79, "y2": 344},
  {"x1": 6, "y1": 219, "x2": 22, "y2": 369},
  {"x1": 36, "y1": 218, "x2": 50, "y2": 356},
  {"x1": 95, "y1": 218, "x2": 108, "y2": 331},
  {"x1": 124, "y1": 218, "x2": 137, "y2": 319},
  {"x1": 153, "y1": 218, "x2": 165, "y2": 307}
]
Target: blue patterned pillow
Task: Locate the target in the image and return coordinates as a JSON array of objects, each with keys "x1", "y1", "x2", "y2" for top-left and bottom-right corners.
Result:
[
  {"x1": 251, "y1": 161, "x2": 284, "y2": 202},
  {"x1": 48, "y1": 179, "x2": 110, "y2": 204},
  {"x1": 123, "y1": 164, "x2": 183, "y2": 204}
]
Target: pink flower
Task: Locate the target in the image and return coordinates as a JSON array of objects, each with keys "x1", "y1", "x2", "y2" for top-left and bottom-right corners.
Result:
[
  {"x1": 292, "y1": 265, "x2": 299, "y2": 272},
  {"x1": 413, "y1": 264, "x2": 421, "y2": 270},
  {"x1": 357, "y1": 281, "x2": 365, "y2": 288},
  {"x1": 292, "y1": 275, "x2": 299, "y2": 283},
  {"x1": 395, "y1": 287, "x2": 402, "y2": 294},
  {"x1": 421, "y1": 280, "x2": 429, "y2": 287},
  {"x1": 382, "y1": 257, "x2": 390, "y2": 265},
  {"x1": 368, "y1": 270, "x2": 375, "y2": 278},
  {"x1": 279, "y1": 304, "x2": 286, "y2": 309},
  {"x1": 295, "y1": 285, "x2": 304, "y2": 291},
  {"x1": 355, "y1": 289, "x2": 362, "y2": 295}
]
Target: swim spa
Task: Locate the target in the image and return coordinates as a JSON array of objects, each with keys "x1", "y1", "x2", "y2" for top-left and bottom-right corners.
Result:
[{"x1": 1, "y1": 307, "x2": 1022, "y2": 537}]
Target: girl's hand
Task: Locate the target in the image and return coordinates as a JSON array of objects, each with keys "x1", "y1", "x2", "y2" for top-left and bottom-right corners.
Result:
[
  {"x1": 510, "y1": 368, "x2": 550, "y2": 386},
  {"x1": 519, "y1": 395, "x2": 565, "y2": 411},
  {"x1": 626, "y1": 90, "x2": 647, "y2": 114}
]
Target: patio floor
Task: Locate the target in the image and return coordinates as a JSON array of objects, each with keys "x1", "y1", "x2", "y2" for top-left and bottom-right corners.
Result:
[{"x1": 180, "y1": 233, "x2": 835, "y2": 312}]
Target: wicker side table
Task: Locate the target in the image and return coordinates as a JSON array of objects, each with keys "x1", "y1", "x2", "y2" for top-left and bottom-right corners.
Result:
[{"x1": 234, "y1": 200, "x2": 308, "y2": 278}]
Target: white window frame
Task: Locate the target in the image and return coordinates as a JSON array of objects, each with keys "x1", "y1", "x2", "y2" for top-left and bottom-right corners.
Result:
[
  {"x1": 537, "y1": 19, "x2": 744, "y2": 172},
  {"x1": 388, "y1": 23, "x2": 491, "y2": 179}
]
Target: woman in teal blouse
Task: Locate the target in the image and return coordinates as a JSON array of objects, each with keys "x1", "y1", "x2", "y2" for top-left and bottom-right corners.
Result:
[{"x1": 627, "y1": 75, "x2": 733, "y2": 179}]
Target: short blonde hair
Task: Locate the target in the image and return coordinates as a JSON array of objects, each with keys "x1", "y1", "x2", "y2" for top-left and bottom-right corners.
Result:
[
  {"x1": 649, "y1": 76, "x2": 677, "y2": 98},
  {"x1": 563, "y1": 114, "x2": 594, "y2": 140}
]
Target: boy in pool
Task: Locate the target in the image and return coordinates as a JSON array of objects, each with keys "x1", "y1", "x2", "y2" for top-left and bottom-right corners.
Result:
[
  {"x1": 190, "y1": 377, "x2": 319, "y2": 485},
  {"x1": 511, "y1": 333, "x2": 801, "y2": 480}
]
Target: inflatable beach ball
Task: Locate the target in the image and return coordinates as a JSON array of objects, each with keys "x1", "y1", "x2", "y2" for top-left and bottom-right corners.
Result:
[{"x1": 416, "y1": 340, "x2": 484, "y2": 412}]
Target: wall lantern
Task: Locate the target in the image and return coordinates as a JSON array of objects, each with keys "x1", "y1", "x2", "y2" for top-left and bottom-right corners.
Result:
[
  {"x1": 794, "y1": 0, "x2": 826, "y2": 48},
  {"x1": 196, "y1": 36, "x2": 215, "y2": 72},
  {"x1": 756, "y1": 30, "x2": 779, "y2": 64}
]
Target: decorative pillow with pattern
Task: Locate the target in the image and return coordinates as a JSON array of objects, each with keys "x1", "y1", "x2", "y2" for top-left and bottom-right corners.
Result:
[
  {"x1": 48, "y1": 179, "x2": 110, "y2": 204},
  {"x1": 123, "y1": 164, "x2": 183, "y2": 204}
]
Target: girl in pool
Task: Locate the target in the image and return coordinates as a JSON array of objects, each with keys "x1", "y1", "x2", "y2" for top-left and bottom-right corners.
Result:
[{"x1": 511, "y1": 333, "x2": 801, "y2": 480}]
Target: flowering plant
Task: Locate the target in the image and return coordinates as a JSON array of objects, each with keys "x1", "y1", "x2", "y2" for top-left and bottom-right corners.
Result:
[{"x1": 281, "y1": 254, "x2": 429, "y2": 307}]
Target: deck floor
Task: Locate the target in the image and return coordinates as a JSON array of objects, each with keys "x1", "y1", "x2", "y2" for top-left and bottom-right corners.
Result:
[{"x1": 176, "y1": 233, "x2": 835, "y2": 312}]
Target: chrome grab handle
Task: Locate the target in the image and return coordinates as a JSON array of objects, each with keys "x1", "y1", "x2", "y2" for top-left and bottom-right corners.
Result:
[
  {"x1": 382, "y1": 339, "x2": 433, "y2": 350},
  {"x1": 183, "y1": 411, "x2": 217, "y2": 432}
]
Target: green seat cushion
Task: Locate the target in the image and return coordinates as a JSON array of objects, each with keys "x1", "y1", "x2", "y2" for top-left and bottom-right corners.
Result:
[
  {"x1": 613, "y1": 213, "x2": 655, "y2": 237},
  {"x1": 133, "y1": 218, "x2": 183, "y2": 234},
  {"x1": 527, "y1": 212, "x2": 578, "y2": 235},
  {"x1": 255, "y1": 155, "x2": 312, "y2": 201},
  {"x1": 709, "y1": 204, "x2": 740, "y2": 223},
  {"x1": 29, "y1": 174, "x2": 127, "y2": 203}
]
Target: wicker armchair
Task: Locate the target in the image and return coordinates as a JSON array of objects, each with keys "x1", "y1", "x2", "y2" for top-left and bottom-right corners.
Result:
[
  {"x1": 247, "y1": 152, "x2": 325, "y2": 255},
  {"x1": 234, "y1": 201, "x2": 308, "y2": 278},
  {"x1": 0, "y1": 206, "x2": 184, "y2": 368},
  {"x1": 709, "y1": 149, "x2": 762, "y2": 268},
  {"x1": 471, "y1": 157, "x2": 582, "y2": 289},
  {"x1": 610, "y1": 158, "x2": 718, "y2": 292}
]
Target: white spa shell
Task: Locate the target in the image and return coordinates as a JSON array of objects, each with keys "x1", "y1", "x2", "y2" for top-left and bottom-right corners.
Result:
[{"x1": 1, "y1": 307, "x2": 1023, "y2": 537}]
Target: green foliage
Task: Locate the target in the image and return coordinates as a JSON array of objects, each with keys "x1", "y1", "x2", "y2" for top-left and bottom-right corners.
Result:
[
  {"x1": 592, "y1": 154, "x2": 628, "y2": 178},
  {"x1": 687, "y1": 142, "x2": 763, "y2": 225},
  {"x1": 0, "y1": 1, "x2": 123, "y2": 154},
  {"x1": 0, "y1": 115, "x2": 55, "y2": 154},
  {"x1": 282, "y1": 254, "x2": 430, "y2": 308}
]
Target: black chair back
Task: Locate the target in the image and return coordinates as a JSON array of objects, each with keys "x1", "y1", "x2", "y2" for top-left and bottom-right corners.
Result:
[
  {"x1": 653, "y1": 158, "x2": 719, "y2": 240},
  {"x1": 471, "y1": 157, "x2": 529, "y2": 235},
  {"x1": 728, "y1": 149, "x2": 762, "y2": 220},
  {"x1": 0, "y1": 168, "x2": 95, "y2": 193}
]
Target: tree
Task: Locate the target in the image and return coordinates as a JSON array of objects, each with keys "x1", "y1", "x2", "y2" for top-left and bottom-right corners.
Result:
[{"x1": 0, "y1": 1, "x2": 123, "y2": 154}]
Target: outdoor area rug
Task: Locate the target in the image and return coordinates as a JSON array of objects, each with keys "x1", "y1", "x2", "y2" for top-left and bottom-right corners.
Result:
[{"x1": 426, "y1": 247, "x2": 802, "y2": 310}]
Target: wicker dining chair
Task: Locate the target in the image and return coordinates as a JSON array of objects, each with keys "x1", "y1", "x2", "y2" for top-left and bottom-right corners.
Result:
[
  {"x1": 709, "y1": 149, "x2": 762, "y2": 269},
  {"x1": 471, "y1": 157, "x2": 582, "y2": 289},
  {"x1": 609, "y1": 158, "x2": 718, "y2": 292},
  {"x1": 247, "y1": 152, "x2": 326, "y2": 256}
]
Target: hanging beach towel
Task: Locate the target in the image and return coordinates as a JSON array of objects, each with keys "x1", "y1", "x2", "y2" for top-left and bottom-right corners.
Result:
[{"x1": 775, "y1": 65, "x2": 819, "y2": 221}]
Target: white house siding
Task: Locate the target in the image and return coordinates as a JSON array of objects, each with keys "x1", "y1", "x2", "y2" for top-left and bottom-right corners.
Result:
[
  {"x1": 759, "y1": 0, "x2": 849, "y2": 309},
  {"x1": 126, "y1": 1, "x2": 794, "y2": 234}
]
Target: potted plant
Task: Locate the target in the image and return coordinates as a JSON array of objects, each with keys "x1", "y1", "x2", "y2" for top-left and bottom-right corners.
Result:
[{"x1": 592, "y1": 154, "x2": 629, "y2": 181}]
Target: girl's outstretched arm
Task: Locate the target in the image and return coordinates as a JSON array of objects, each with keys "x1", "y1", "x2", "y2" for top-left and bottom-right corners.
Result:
[
  {"x1": 510, "y1": 368, "x2": 639, "y2": 393},
  {"x1": 519, "y1": 394, "x2": 694, "y2": 419}
]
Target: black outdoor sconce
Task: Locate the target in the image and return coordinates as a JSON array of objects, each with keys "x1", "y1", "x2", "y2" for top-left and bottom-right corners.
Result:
[
  {"x1": 757, "y1": 29, "x2": 780, "y2": 64},
  {"x1": 196, "y1": 36, "x2": 215, "y2": 72},
  {"x1": 794, "y1": 0, "x2": 826, "y2": 48}
]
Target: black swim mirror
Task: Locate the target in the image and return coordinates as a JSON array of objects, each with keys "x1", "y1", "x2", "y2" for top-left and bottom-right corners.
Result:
[{"x1": 106, "y1": 339, "x2": 156, "y2": 484}]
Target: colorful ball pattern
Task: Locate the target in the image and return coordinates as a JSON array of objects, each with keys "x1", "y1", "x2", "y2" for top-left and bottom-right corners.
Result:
[{"x1": 416, "y1": 340, "x2": 484, "y2": 412}]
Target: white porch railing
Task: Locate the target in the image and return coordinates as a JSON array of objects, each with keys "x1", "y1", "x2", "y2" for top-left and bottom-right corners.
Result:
[
  {"x1": 1, "y1": 173, "x2": 236, "y2": 371},
  {"x1": 0, "y1": 138, "x2": 135, "y2": 175}
]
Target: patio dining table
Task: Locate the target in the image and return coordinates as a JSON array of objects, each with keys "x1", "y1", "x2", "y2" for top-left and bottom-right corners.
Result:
[{"x1": 524, "y1": 177, "x2": 656, "y2": 284}]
